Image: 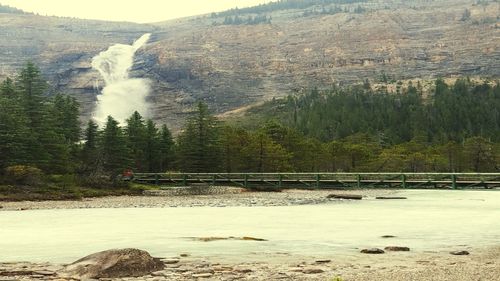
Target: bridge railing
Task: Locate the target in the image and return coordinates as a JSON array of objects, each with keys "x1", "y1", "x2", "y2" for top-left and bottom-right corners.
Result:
[{"x1": 132, "y1": 172, "x2": 500, "y2": 189}]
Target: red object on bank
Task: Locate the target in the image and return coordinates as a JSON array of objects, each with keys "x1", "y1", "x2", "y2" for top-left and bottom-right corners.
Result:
[{"x1": 123, "y1": 169, "x2": 134, "y2": 178}]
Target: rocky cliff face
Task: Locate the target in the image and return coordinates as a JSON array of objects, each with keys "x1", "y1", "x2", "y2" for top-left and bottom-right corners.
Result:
[{"x1": 0, "y1": 0, "x2": 498, "y2": 130}]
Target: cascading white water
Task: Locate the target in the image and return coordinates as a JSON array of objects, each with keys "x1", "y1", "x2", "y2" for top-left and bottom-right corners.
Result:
[{"x1": 91, "y1": 33, "x2": 152, "y2": 125}]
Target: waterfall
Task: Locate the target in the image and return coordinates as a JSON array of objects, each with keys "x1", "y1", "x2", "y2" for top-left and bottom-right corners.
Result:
[{"x1": 91, "y1": 33, "x2": 151, "y2": 126}]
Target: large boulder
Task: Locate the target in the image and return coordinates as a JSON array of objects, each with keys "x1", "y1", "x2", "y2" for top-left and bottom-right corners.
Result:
[{"x1": 62, "y1": 248, "x2": 164, "y2": 279}]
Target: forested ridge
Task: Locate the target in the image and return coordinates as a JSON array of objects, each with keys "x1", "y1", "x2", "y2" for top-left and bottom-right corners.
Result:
[
  {"x1": 0, "y1": 3, "x2": 29, "y2": 14},
  {"x1": 214, "y1": 0, "x2": 367, "y2": 24},
  {"x1": 0, "y1": 63, "x2": 499, "y2": 195},
  {"x1": 215, "y1": 0, "x2": 367, "y2": 17},
  {"x1": 258, "y1": 79, "x2": 500, "y2": 143}
]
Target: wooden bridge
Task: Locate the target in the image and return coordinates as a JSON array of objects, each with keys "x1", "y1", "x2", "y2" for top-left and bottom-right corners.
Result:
[{"x1": 132, "y1": 173, "x2": 500, "y2": 190}]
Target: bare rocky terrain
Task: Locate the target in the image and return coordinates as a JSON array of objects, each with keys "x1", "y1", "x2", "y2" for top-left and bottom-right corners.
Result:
[{"x1": 0, "y1": 0, "x2": 499, "y2": 130}]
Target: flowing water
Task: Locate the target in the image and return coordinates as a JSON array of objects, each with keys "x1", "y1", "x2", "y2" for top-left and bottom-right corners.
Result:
[
  {"x1": 92, "y1": 34, "x2": 151, "y2": 125},
  {"x1": 1, "y1": 190, "x2": 499, "y2": 263}
]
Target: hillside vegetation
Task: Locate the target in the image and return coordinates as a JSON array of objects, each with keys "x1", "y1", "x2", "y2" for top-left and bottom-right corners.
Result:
[
  {"x1": 239, "y1": 79, "x2": 500, "y2": 144},
  {"x1": 216, "y1": 0, "x2": 368, "y2": 16},
  {"x1": 0, "y1": 3, "x2": 29, "y2": 14},
  {"x1": 1, "y1": 64, "x2": 498, "y2": 182}
]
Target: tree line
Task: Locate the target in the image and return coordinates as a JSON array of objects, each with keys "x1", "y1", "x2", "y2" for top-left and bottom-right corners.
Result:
[
  {"x1": 1, "y1": 63, "x2": 499, "y2": 183},
  {"x1": 0, "y1": 3, "x2": 29, "y2": 14},
  {"x1": 214, "y1": 0, "x2": 368, "y2": 18},
  {"x1": 273, "y1": 79, "x2": 500, "y2": 144},
  {"x1": 232, "y1": 79, "x2": 500, "y2": 172},
  {"x1": 302, "y1": 4, "x2": 365, "y2": 17},
  {"x1": 221, "y1": 15, "x2": 272, "y2": 26}
]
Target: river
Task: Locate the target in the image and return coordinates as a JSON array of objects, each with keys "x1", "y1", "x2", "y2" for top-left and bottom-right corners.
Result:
[{"x1": 1, "y1": 190, "x2": 499, "y2": 263}]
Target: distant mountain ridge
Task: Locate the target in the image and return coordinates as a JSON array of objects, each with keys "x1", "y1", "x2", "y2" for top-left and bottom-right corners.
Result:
[{"x1": 0, "y1": 0, "x2": 499, "y2": 131}]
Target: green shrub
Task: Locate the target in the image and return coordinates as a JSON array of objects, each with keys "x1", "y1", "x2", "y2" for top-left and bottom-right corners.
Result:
[
  {"x1": 4, "y1": 165, "x2": 44, "y2": 186},
  {"x1": 78, "y1": 174, "x2": 130, "y2": 189},
  {"x1": 48, "y1": 174, "x2": 77, "y2": 188}
]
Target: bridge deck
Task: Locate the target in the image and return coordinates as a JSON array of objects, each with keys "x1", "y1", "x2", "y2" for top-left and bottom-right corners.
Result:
[{"x1": 132, "y1": 173, "x2": 500, "y2": 189}]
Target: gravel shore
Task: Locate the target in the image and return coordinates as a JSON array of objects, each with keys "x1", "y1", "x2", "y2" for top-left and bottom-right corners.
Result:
[
  {"x1": 1, "y1": 246, "x2": 498, "y2": 281},
  {"x1": 0, "y1": 189, "x2": 398, "y2": 211}
]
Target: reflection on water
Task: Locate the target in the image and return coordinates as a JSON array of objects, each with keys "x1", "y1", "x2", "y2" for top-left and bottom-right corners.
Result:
[{"x1": 1, "y1": 190, "x2": 499, "y2": 263}]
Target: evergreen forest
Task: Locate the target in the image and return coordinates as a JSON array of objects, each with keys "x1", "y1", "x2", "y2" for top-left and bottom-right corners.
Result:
[{"x1": 0, "y1": 63, "x2": 499, "y2": 197}]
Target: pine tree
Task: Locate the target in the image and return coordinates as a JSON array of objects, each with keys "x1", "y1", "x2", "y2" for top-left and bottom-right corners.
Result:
[
  {"x1": 144, "y1": 119, "x2": 161, "y2": 172},
  {"x1": 159, "y1": 124, "x2": 175, "y2": 172},
  {"x1": 52, "y1": 94, "x2": 80, "y2": 143},
  {"x1": 0, "y1": 79, "x2": 30, "y2": 170},
  {"x1": 15, "y1": 62, "x2": 51, "y2": 167},
  {"x1": 51, "y1": 94, "x2": 81, "y2": 170},
  {"x1": 125, "y1": 111, "x2": 147, "y2": 171},
  {"x1": 101, "y1": 116, "x2": 130, "y2": 176},
  {"x1": 176, "y1": 102, "x2": 222, "y2": 172},
  {"x1": 16, "y1": 62, "x2": 48, "y2": 134},
  {"x1": 81, "y1": 119, "x2": 100, "y2": 174},
  {"x1": 39, "y1": 118, "x2": 71, "y2": 173}
]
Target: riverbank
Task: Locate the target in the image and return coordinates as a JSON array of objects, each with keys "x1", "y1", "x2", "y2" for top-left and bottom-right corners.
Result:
[
  {"x1": 0, "y1": 189, "x2": 398, "y2": 211},
  {"x1": 1, "y1": 246, "x2": 498, "y2": 281},
  {"x1": 0, "y1": 184, "x2": 148, "y2": 202}
]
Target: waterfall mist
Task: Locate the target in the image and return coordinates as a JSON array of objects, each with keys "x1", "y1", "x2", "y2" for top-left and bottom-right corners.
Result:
[{"x1": 91, "y1": 33, "x2": 151, "y2": 126}]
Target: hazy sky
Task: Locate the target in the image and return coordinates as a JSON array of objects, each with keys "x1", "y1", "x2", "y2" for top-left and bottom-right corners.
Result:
[{"x1": 0, "y1": 0, "x2": 272, "y2": 23}]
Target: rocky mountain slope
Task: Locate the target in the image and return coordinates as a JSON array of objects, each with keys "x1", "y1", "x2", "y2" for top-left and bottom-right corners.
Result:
[{"x1": 0, "y1": 0, "x2": 499, "y2": 130}]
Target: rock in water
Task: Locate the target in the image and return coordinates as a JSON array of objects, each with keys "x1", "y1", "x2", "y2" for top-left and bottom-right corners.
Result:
[
  {"x1": 62, "y1": 248, "x2": 164, "y2": 279},
  {"x1": 384, "y1": 246, "x2": 410, "y2": 252},
  {"x1": 450, "y1": 250, "x2": 470, "y2": 256},
  {"x1": 360, "y1": 248, "x2": 385, "y2": 254},
  {"x1": 326, "y1": 194, "x2": 363, "y2": 200},
  {"x1": 242, "y1": 236, "x2": 268, "y2": 241}
]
